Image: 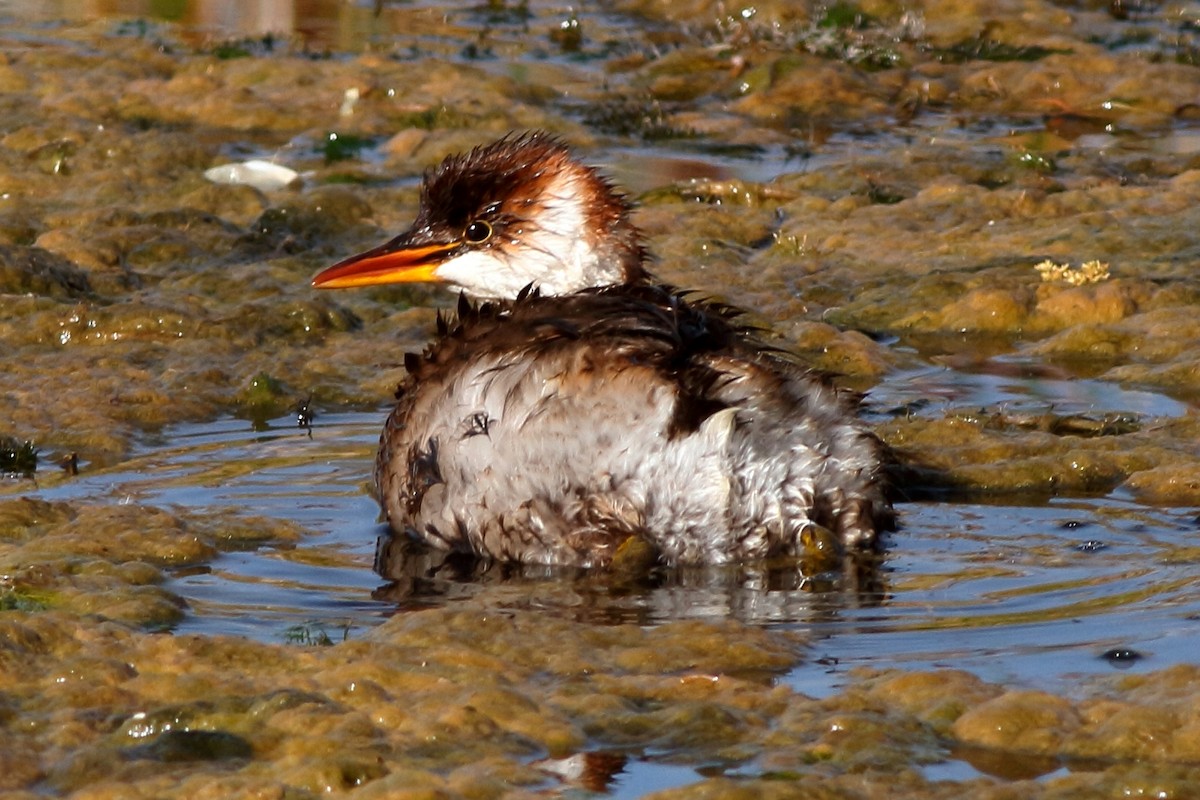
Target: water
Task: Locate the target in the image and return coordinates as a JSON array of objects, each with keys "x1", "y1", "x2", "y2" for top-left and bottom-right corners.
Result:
[
  {"x1": 31, "y1": 411, "x2": 395, "y2": 641},
  {"x1": 20, "y1": 367, "x2": 1200, "y2": 790},
  {"x1": 25, "y1": 367, "x2": 1199, "y2": 682},
  {"x1": 790, "y1": 496, "x2": 1200, "y2": 696}
]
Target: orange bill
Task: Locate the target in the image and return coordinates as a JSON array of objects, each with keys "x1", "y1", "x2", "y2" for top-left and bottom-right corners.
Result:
[{"x1": 311, "y1": 239, "x2": 459, "y2": 289}]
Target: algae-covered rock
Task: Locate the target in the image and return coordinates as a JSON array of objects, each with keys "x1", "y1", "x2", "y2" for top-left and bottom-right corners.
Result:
[
  {"x1": 951, "y1": 690, "x2": 1082, "y2": 752},
  {"x1": 0, "y1": 245, "x2": 91, "y2": 298}
]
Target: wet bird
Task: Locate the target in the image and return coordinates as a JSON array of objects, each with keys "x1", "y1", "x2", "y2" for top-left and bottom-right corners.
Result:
[{"x1": 312, "y1": 132, "x2": 892, "y2": 568}]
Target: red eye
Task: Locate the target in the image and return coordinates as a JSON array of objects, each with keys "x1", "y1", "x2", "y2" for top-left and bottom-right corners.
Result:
[{"x1": 465, "y1": 220, "x2": 493, "y2": 243}]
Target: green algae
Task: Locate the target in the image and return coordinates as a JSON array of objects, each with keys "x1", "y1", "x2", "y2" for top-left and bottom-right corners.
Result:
[
  {"x1": 0, "y1": 497, "x2": 310, "y2": 629},
  {"x1": 930, "y1": 34, "x2": 1073, "y2": 64},
  {"x1": 0, "y1": 577, "x2": 1199, "y2": 797},
  {"x1": 282, "y1": 620, "x2": 355, "y2": 647},
  {"x1": 0, "y1": 245, "x2": 92, "y2": 298},
  {"x1": 0, "y1": 587, "x2": 53, "y2": 612},
  {"x1": 879, "y1": 412, "x2": 1200, "y2": 498},
  {"x1": 0, "y1": 2, "x2": 1196, "y2": 798}
]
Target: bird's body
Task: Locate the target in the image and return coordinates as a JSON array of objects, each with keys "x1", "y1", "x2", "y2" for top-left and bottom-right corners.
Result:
[{"x1": 314, "y1": 132, "x2": 892, "y2": 567}]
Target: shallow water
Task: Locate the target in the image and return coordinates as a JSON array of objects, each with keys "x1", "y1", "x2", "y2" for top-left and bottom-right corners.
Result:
[
  {"x1": 23, "y1": 376, "x2": 1200, "y2": 685},
  {"x1": 14, "y1": 380, "x2": 1199, "y2": 792},
  {"x1": 29, "y1": 412, "x2": 389, "y2": 639}
]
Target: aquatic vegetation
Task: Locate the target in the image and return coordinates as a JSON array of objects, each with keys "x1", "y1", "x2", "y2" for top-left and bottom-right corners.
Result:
[
  {"x1": 1035, "y1": 259, "x2": 1111, "y2": 286},
  {"x1": 0, "y1": 246, "x2": 92, "y2": 298},
  {"x1": 864, "y1": 180, "x2": 906, "y2": 205},
  {"x1": 582, "y1": 94, "x2": 696, "y2": 140},
  {"x1": 282, "y1": 620, "x2": 355, "y2": 646},
  {"x1": 816, "y1": 1, "x2": 875, "y2": 31},
  {"x1": 319, "y1": 132, "x2": 376, "y2": 164},
  {"x1": 0, "y1": 2, "x2": 1197, "y2": 796},
  {"x1": 208, "y1": 34, "x2": 280, "y2": 60},
  {"x1": 0, "y1": 586, "x2": 51, "y2": 611},
  {"x1": 930, "y1": 33, "x2": 1072, "y2": 64},
  {"x1": 1014, "y1": 149, "x2": 1058, "y2": 174},
  {"x1": 474, "y1": 0, "x2": 533, "y2": 25},
  {"x1": 237, "y1": 372, "x2": 295, "y2": 426}
]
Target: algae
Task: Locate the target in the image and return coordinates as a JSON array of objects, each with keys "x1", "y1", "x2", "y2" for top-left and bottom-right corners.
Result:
[{"x1": 0, "y1": 2, "x2": 1197, "y2": 797}]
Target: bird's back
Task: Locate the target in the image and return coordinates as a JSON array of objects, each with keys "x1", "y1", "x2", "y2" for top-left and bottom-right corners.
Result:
[{"x1": 376, "y1": 285, "x2": 892, "y2": 567}]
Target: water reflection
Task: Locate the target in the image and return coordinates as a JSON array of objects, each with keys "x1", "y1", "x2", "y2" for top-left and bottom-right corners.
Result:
[
  {"x1": 874, "y1": 359, "x2": 1195, "y2": 420},
  {"x1": 19, "y1": 393, "x2": 1198, "y2": 694},
  {"x1": 788, "y1": 496, "x2": 1200, "y2": 698},
  {"x1": 12, "y1": 398, "x2": 1200, "y2": 793},
  {"x1": 25, "y1": 410, "x2": 392, "y2": 640},
  {"x1": 2, "y1": 0, "x2": 556, "y2": 51},
  {"x1": 9, "y1": 0, "x2": 352, "y2": 42},
  {"x1": 369, "y1": 485, "x2": 1200, "y2": 695},
  {"x1": 372, "y1": 532, "x2": 890, "y2": 626}
]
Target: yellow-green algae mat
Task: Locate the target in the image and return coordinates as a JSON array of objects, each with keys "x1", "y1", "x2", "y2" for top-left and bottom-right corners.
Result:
[
  {"x1": 2, "y1": 501, "x2": 1200, "y2": 800},
  {"x1": 2, "y1": 0, "x2": 1200, "y2": 797}
]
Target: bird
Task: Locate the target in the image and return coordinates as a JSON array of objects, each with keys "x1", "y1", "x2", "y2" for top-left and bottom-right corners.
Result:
[{"x1": 312, "y1": 131, "x2": 893, "y2": 568}]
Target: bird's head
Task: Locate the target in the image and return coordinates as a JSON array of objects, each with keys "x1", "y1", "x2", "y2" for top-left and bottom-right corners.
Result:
[{"x1": 311, "y1": 132, "x2": 647, "y2": 299}]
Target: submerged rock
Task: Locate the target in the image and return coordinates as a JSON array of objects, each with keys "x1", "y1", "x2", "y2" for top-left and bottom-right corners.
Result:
[{"x1": 0, "y1": 245, "x2": 91, "y2": 298}]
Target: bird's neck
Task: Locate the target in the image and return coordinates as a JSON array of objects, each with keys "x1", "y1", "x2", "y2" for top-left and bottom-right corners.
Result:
[{"x1": 529, "y1": 165, "x2": 648, "y2": 294}]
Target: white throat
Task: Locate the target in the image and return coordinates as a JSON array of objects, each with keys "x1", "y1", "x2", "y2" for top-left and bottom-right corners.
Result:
[{"x1": 432, "y1": 171, "x2": 625, "y2": 300}]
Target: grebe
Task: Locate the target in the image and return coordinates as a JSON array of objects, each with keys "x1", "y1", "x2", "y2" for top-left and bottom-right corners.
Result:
[{"x1": 313, "y1": 132, "x2": 892, "y2": 568}]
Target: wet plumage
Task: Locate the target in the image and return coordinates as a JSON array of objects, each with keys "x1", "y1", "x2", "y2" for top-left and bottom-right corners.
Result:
[{"x1": 313, "y1": 132, "x2": 893, "y2": 567}]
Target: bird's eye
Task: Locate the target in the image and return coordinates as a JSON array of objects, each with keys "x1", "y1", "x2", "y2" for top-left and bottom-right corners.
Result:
[{"x1": 464, "y1": 220, "x2": 493, "y2": 244}]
